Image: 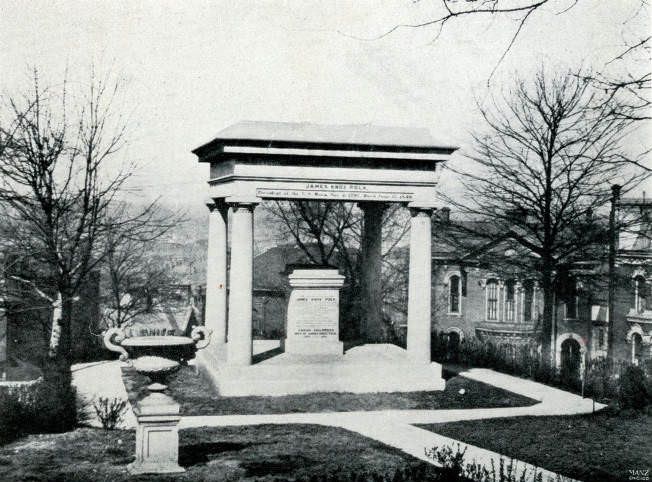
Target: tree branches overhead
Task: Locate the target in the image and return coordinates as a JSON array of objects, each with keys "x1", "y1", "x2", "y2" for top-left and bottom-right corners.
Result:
[{"x1": 445, "y1": 69, "x2": 646, "y2": 260}]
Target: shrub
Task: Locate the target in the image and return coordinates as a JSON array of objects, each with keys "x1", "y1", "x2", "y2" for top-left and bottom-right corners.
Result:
[
  {"x1": 425, "y1": 444, "x2": 467, "y2": 481},
  {"x1": 0, "y1": 388, "x2": 25, "y2": 444},
  {"x1": 431, "y1": 330, "x2": 651, "y2": 408},
  {"x1": 0, "y1": 378, "x2": 79, "y2": 443},
  {"x1": 618, "y1": 365, "x2": 650, "y2": 410},
  {"x1": 426, "y1": 444, "x2": 572, "y2": 482},
  {"x1": 93, "y1": 396, "x2": 128, "y2": 430}
]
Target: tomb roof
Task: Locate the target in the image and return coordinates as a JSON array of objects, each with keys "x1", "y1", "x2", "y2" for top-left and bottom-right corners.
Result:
[{"x1": 193, "y1": 120, "x2": 457, "y2": 158}]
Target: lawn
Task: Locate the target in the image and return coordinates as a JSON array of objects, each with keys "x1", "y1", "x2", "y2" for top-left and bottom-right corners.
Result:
[
  {"x1": 417, "y1": 411, "x2": 652, "y2": 482},
  {"x1": 0, "y1": 424, "x2": 441, "y2": 481},
  {"x1": 121, "y1": 366, "x2": 538, "y2": 415}
]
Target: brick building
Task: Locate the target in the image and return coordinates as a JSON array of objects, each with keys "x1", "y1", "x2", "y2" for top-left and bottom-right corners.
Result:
[{"x1": 432, "y1": 199, "x2": 651, "y2": 373}]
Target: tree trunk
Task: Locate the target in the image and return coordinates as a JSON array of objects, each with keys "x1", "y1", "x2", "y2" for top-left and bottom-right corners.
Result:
[
  {"x1": 540, "y1": 265, "x2": 555, "y2": 370},
  {"x1": 45, "y1": 290, "x2": 74, "y2": 386}
]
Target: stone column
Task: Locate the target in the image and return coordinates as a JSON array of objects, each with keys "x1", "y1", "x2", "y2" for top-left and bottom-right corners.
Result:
[
  {"x1": 204, "y1": 200, "x2": 228, "y2": 347},
  {"x1": 406, "y1": 204, "x2": 434, "y2": 364},
  {"x1": 226, "y1": 199, "x2": 257, "y2": 366},
  {"x1": 0, "y1": 307, "x2": 6, "y2": 363},
  {"x1": 359, "y1": 202, "x2": 387, "y2": 342}
]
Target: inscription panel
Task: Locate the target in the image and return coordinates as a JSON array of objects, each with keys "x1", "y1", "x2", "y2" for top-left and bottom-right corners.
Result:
[
  {"x1": 257, "y1": 183, "x2": 413, "y2": 202},
  {"x1": 292, "y1": 295, "x2": 338, "y2": 339}
]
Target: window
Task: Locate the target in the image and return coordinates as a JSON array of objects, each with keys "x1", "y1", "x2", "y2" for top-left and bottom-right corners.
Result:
[
  {"x1": 565, "y1": 297, "x2": 577, "y2": 319},
  {"x1": 563, "y1": 278, "x2": 578, "y2": 319},
  {"x1": 523, "y1": 280, "x2": 534, "y2": 322},
  {"x1": 635, "y1": 276, "x2": 648, "y2": 313},
  {"x1": 486, "y1": 279, "x2": 498, "y2": 321},
  {"x1": 449, "y1": 274, "x2": 461, "y2": 314},
  {"x1": 505, "y1": 280, "x2": 516, "y2": 322},
  {"x1": 597, "y1": 328, "x2": 604, "y2": 349}
]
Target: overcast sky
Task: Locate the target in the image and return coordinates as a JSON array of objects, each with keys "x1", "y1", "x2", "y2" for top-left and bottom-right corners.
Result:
[{"x1": 1, "y1": 0, "x2": 650, "y2": 214}]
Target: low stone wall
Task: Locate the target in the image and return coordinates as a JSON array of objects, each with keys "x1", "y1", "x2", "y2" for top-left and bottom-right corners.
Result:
[{"x1": 0, "y1": 377, "x2": 43, "y2": 403}]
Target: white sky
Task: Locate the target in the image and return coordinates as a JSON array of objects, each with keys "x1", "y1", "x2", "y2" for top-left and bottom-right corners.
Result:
[{"x1": 1, "y1": 0, "x2": 650, "y2": 213}]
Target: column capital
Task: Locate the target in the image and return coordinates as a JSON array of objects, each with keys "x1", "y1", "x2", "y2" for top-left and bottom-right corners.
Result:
[
  {"x1": 206, "y1": 198, "x2": 228, "y2": 213},
  {"x1": 225, "y1": 196, "x2": 262, "y2": 211},
  {"x1": 407, "y1": 201, "x2": 437, "y2": 216}
]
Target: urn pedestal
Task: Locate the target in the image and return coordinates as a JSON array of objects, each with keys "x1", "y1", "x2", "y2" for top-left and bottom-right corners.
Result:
[{"x1": 129, "y1": 389, "x2": 183, "y2": 475}]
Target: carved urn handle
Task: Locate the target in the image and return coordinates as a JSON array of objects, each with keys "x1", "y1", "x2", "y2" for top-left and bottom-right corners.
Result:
[
  {"x1": 191, "y1": 326, "x2": 212, "y2": 351},
  {"x1": 103, "y1": 327, "x2": 129, "y2": 362}
]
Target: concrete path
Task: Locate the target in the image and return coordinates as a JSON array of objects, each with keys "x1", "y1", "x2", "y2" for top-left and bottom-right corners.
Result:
[
  {"x1": 71, "y1": 360, "x2": 137, "y2": 429},
  {"x1": 72, "y1": 361, "x2": 602, "y2": 481}
]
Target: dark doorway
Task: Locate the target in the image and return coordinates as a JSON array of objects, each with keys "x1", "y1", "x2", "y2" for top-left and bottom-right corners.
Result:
[{"x1": 560, "y1": 338, "x2": 582, "y2": 382}]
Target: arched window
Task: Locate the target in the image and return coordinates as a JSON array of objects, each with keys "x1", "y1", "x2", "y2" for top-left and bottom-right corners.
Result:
[
  {"x1": 634, "y1": 276, "x2": 648, "y2": 313},
  {"x1": 632, "y1": 333, "x2": 643, "y2": 365},
  {"x1": 523, "y1": 280, "x2": 534, "y2": 322},
  {"x1": 505, "y1": 279, "x2": 516, "y2": 322},
  {"x1": 486, "y1": 279, "x2": 498, "y2": 321},
  {"x1": 449, "y1": 274, "x2": 461, "y2": 314}
]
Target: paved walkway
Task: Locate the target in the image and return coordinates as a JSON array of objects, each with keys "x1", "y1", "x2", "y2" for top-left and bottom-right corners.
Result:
[
  {"x1": 71, "y1": 360, "x2": 137, "y2": 428},
  {"x1": 72, "y1": 361, "x2": 603, "y2": 481}
]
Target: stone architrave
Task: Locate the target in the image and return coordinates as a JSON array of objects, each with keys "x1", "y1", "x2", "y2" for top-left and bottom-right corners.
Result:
[{"x1": 284, "y1": 268, "x2": 345, "y2": 357}]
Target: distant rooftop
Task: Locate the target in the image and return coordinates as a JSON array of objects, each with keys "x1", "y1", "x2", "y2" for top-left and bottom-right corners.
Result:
[
  {"x1": 619, "y1": 197, "x2": 652, "y2": 207},
  {"x1": 192, "y1": 120, "x2": 457, "y2": 158}
]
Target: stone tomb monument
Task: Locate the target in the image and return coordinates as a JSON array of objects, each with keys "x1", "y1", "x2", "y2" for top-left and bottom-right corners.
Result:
[
  {"x1": 284, "y1": 267, "x2": 345, "y2": 357},
  {"x1": 193, "y1": 121, "x2": 457, "y2": 396}
]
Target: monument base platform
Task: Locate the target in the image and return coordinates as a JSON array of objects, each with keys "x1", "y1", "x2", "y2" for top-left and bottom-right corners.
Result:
[
  {"x1": 197, "y1": 342, "x2": 445, "y2": 397},
  {"x1": 282, "y1": 338, "x2": 344, "y2": 357}
]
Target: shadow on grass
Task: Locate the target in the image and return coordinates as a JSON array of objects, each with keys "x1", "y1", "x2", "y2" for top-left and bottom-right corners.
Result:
[
  {"x1": 179, "y1": 441, "x2": 253, "y2": 466},
  {"x1": 241, "y1": 454, "x2": 313, "y2": 477}
]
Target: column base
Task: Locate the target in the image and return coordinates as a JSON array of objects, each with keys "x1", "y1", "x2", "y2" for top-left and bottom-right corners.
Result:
[{"x1": 127, "y1": 461, "x2": 185, "y2": 475}]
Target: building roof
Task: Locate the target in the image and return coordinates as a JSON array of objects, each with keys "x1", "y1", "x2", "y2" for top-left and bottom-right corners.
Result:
[{"x1": 192, "y1": 120, "x2": 458, "y2": 158}]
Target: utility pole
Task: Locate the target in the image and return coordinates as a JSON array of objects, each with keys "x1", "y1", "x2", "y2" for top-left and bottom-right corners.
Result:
[{"x1": 607, "y1": 184, "x2": 620, "y2": 362}]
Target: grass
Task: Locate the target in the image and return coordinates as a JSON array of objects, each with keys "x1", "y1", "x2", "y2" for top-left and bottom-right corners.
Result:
[
  {"x1": 121, "y1": 366, "x2": 538, "y2": 416},
  {"x1": 417, "y1": 410, "x2": 652, "y2": 482},
  {"x1": 0, "y1": 424, "x2": 438, "y2": 481}
]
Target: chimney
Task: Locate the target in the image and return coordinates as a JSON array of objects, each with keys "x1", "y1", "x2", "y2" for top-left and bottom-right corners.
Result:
[
  {"x1": 439, "y1": 207, "x2": 450, "y2": 223},
  {"x1": 505, "y1": 206, "x2": 528, "y2": 224}
]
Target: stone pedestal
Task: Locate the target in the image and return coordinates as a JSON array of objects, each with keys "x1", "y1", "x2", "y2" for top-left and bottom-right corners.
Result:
[
  {"x1": 284, "y1": 268, "x2": 345, "y2": 357},
  {"x1": 128, "y1": 392, "x2": 184, "y2": 475}
]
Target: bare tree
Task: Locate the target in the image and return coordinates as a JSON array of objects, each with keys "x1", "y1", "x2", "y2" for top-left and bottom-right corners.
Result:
[
  {"x1": 442, "y1": 68, "x2": 648, "y2": 366},
  {"x1": 265, "y1": 201, "x2": 361, "y2": 279},
  {"x1": 264, "y1": 200, "x2": 410, "y2": 338},
  {"x1": 0, "y1": 69, "x2": 163, "y2": 381},
  {"x1": 100, "y1": 203, "x2": 176, "y2": 330}
]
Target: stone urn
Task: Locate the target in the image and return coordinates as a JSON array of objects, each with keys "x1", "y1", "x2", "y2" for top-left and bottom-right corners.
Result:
[
  {"x1": 102, "y1": 326, "x2": 211, "y2": 475},
  {"x1": 103, "y1": 327, "x2": 211, "y2": 364}
]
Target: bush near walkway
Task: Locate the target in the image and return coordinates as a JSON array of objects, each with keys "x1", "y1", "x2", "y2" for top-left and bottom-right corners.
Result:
[
  {"x1": 0, "y1": 379, "x2": 80, "y2": 444},
  {"x1": 431, "y1": 330, "x2": 651, "y2": 409}
]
